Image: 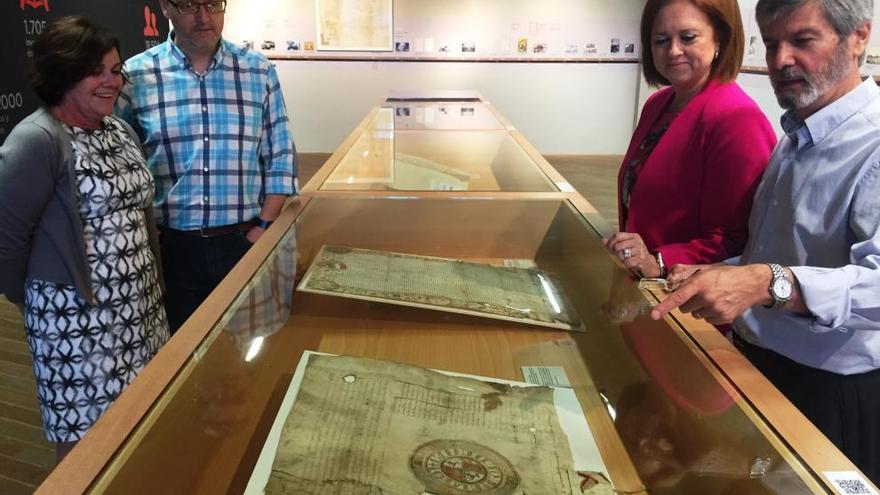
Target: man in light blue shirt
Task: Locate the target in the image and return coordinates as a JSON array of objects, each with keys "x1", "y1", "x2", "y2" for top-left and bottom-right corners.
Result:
[{"x1": 653, "y1": 0, "x2": 880, "y2": 483}]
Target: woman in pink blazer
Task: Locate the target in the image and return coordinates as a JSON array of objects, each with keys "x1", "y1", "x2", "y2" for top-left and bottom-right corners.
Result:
[{"x1": 604, "y1": 0, "x2": 776, "y2": 277}]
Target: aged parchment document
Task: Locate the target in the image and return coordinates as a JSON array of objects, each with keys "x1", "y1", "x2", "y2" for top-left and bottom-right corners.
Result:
[
  {"x1": 297, "y1": 245, "x2": 581, "y2": 330},
  {"x1": 264, "y1": 354, "x2": 596, "y2": 494}
]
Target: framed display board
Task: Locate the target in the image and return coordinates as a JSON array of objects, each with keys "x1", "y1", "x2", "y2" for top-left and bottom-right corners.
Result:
[{"x1": 316, "y1": 0, "x2": 392, "y2": 51}]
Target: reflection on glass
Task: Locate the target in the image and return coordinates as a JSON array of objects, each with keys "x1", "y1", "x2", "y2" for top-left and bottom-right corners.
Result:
[
  {"x1": 322, "y1": 130, "x2": 556, "y2": 191},
  {"x1": 372, "y1": 102, "x2": 504, "y2": 131},
  {"x1": 222, "y1": 225, "x2": 298, "y2": 359},
  {"x1": 598, "y1": 269, "x2": 815, "y2": 494}
]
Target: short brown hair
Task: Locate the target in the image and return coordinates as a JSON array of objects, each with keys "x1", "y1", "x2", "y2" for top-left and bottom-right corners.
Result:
[
  {"x1": 28, "y1": 16, "x2": 124, "y2": 107},
  {"x1": 640, "y1": 0, "x2": 745, "y2": 87}
]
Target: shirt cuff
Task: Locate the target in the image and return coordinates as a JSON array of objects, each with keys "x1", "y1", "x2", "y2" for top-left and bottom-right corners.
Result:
[
  {"x1": 264, "y1": 174, "x2": 295, "y2": 196},
  {"x1": 789, "y1": 265, "x2": 849, "y2": 333}
]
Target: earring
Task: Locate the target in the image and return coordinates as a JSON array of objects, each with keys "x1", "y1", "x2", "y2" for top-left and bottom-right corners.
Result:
[{"x1": 713, "y1": 50, "x2": 719, "y2": 60}]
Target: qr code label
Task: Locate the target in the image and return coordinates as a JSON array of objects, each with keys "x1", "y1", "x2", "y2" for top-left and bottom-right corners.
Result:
[
  {"x1": 824, "y1": 471, "x2": 879, "y2": 495},
  {"x1": 840, "y1": 479, "x2": 872, "y2": 494}
]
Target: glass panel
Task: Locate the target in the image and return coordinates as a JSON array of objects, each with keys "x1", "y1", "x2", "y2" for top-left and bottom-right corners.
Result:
[
  {"x1": 321, "y1": 129, "x2": 557, "y2": 191},
  {"x1": 373, "y1": 102, "x2": 505, "y2": 131},
  {"x1": 95, "y1": 197, "x2": 823, "y2": 494}
]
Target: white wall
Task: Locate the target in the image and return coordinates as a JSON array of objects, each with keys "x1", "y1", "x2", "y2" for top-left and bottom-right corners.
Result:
[
  {"x1": 736, "y1": 73, "x2": 785, "y2": 136},
  {"x1": 227, "y1": 0, "x2": 647, "y2": 154},
  {"x1": 278, "y1": 61, "x2": 642, "y2": 154}
]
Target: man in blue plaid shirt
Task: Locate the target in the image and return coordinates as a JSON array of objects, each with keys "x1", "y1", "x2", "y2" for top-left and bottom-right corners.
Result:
[{"x1": 116, "y1": 0, "x2": 298, "y2": 332}]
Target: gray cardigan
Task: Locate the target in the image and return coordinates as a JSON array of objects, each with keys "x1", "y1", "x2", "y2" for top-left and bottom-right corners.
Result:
[{"x1": 0, "y1": 108, "x2": 161, "y2": 305}]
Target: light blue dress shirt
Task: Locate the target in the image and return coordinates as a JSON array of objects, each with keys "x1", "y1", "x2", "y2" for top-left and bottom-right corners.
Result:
[{"x1": 733, "y1": 77, "x2": 880, "y2": 375}]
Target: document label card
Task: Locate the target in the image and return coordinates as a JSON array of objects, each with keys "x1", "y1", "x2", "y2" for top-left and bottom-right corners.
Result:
[
  {"x1": 556, "y1": 181, "x2": 576, "y2": 192},
  {"x1": 823, "y1": 471, "x2": 878, "y2": 495},
  {"x1": 522, "y1": 366, "x2": 571, "y2": 388}
]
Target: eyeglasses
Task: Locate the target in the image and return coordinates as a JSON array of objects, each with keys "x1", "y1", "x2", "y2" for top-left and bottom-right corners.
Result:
[{"x1": 167, "y1": 0, "x2": 226, "y2": 14}]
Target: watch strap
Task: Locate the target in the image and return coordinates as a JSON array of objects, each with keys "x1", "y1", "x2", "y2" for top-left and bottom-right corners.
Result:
[
  {"x1": 765, "y1": 263, "x2": 790, "y2": 309},
  {"x1": 256, "y1": 218, "x2": 273, "y2": 230},
  {"x1": 653, "y1": 251, "x2": 667, "y2": 278}
]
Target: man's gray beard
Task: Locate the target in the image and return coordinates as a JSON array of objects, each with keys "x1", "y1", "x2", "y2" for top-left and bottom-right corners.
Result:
[{"x1": 772, "y1": 42, "x2": 851, "y2": 111}]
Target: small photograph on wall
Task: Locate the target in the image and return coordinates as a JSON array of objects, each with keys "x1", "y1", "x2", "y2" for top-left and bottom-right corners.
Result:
[
  {"x1": 517, "y1": 37, "x2": 528, "y2": 53},
  {"x1": 461, "y1": 107, "x2": 475, "y2": 117},
  {"x1": 610, "y1": 38, "x2": 620, "y2": 53},
  {"x1": 287, "y1": 41, "x2": 301, "y2": 51},
  {"x1": 747, "y1": 35, "x2": 759, "y2": 55},
  {"x1": 533, "y1": 43, "x2": 547, "y2": 54},
  {"x1": 438, "y1": 44, "x2": 451, "y2": 52},
  {"x1": 624, "y1": 43, "x2": 635, "y2": 54},
  {"x1": 565, "y1": 43, "x2": 579, "y2": 55},
  {"x1": 304, "y1": 41, "x2": 315, "y2": 51},
  {"x1": 438, "y1": 107, "x2": 449, "y2": 115},
  {"x1": 395, "y1": 41, "x2": 410, "y2": 52},
  {"x1": 261, "y1": 40, "x2": 276, "y2": 50},
  {"x1": 395, "y1": 107, "x2": 410, "y2": 117},
  {"x1": 243, "y1": 40, "x2": 255, "y2": 49},
  {"x1": 584, "y1": 43, "x2": 597, "y2": 54},
  {"x1": 461, "y1": 42, "x2": 476, "y2": 53}
]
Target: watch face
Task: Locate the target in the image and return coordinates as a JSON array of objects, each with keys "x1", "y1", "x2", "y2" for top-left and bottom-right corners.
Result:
[{"x1": 772, "y1": 278, "x2": 793, "y2": 299}]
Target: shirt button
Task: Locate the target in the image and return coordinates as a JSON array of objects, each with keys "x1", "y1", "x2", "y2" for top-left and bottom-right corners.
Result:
[
  {"x1": 203, "y1": 167, "x2": 209, "y2": 173},
  {"x1": 203, "y1": 136, "x2": 209, "y2": 142},
  {"x1": 203, "y1": 196, "x2": 209, "y2": 202},
  {"x1": 202, "y1": 106, "x2": 207, "y2": 112}
]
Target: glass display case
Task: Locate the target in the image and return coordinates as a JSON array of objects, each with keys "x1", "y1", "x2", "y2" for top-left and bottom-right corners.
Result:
[
  {"x1": 321, "y1": 101, "x2": 558, "y2": 192},
  {"x1": 38, "y1": 94, "x2": 871, "y2": 495}
]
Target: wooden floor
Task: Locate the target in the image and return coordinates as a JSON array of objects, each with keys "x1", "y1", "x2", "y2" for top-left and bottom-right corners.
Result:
[{"x1": 0, "y1": 153, "x2": 620, "y2": 493}]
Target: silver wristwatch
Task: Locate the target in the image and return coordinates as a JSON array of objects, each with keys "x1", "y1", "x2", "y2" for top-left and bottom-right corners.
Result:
[{"x1": 765, "y1": 263, "x2": 792, "y2": 309}]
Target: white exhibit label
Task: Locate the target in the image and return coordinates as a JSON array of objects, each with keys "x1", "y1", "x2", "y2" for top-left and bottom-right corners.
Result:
[
  {"x1": 522, "y1": 366, "x2": 571, "y2": 387},
  {"x1": 556, "y1": 181, "x2": 576, "y2": 192},
  {"x1": 823, "y1": 471, "x2": 879, "y2": 495}
]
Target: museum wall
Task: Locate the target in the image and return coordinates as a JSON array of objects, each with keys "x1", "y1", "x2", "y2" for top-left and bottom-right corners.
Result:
[
  {"x1": 229, "y1": 0, "x2": 647, "y2": 154},
  {"x1": 278, "y1": 61, "x2": 642, "y2": 154}
]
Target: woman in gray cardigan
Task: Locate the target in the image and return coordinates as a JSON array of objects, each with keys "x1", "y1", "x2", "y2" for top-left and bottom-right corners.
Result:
[{"x1": 0, "y1": 17, "x2": 169, "y2": 461}]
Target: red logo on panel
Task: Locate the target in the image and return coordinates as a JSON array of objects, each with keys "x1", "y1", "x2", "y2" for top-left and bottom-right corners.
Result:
[
  {"x1": 20, "y1": 0, "x2": 50, "y2": 11},
  {"x1": 143, "y1": 5, "x2": 159, "y2": 37}
]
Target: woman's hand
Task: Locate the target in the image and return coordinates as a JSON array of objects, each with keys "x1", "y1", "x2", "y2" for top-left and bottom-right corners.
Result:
[{"x1": 603, "y1": 232, "x2": 662, "y2": 278}]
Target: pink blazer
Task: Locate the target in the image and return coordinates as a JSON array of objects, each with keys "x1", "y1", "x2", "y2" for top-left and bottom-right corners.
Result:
[{"x1": 619, "y1": 80, "x2": 776, "y2": 267}]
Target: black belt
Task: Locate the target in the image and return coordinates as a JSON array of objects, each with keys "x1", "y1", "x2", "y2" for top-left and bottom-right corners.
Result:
[
  {"x1": 731, "y1": 331, "x2": 750, "y2": 350},
  {"x1": 161, "y1": 218, "x2": 258, "y2": 238}
]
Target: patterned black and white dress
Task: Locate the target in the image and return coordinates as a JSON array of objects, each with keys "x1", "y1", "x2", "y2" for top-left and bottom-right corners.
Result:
[{"x1": 23, "y1": 117, "x2": 169, "y2": 443}]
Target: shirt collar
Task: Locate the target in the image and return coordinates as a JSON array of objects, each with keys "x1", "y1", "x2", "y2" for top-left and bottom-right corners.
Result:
[
  {"x1": 165, "y1": 31, "x2": 225, "y2": 74},
  {"x1": 780, "y1": 77, "x2": 879, "y2": 150}
]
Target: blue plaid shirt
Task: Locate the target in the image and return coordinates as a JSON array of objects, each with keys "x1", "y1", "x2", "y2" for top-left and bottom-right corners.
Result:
[{"x1": 116, "y1": 35, "x2": 297, "y2": 230}]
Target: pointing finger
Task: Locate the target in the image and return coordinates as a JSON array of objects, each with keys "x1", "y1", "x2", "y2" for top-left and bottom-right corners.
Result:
[{"x1": 651, "y1": 281, "x2": 701, "y2": 320}]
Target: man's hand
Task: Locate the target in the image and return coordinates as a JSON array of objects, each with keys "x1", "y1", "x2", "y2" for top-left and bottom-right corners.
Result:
[
  {"x1": 665, "y1": 263, "x2": 717, "y2": 290},
  {"x1": 603, "y1": 232, "x2": 662, "y2": 278},
  {"x1": 651, "y1": 264, "x2": 773, "y2": 324},
  {"x1": 246, "y1": 226, "x2": 265, "y2": 244}
]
